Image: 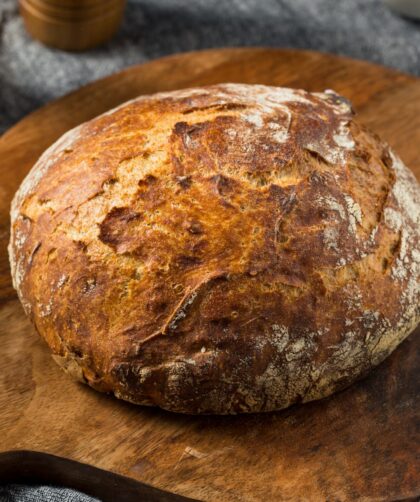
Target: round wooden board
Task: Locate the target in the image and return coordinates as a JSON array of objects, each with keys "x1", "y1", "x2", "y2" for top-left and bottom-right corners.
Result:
[{"x1": 0, "y1": 48, "x2": 419, "y2": 502}]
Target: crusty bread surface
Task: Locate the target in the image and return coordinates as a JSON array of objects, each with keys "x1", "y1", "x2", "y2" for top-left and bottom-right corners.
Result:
[{"x1": 9, "y1": 84, "x2": 420, "y2": 414}]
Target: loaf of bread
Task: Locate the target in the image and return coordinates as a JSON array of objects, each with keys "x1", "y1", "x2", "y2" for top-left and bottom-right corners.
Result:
[{"x1": 9, "y1": 84, "x2": 420, "y2": 414}]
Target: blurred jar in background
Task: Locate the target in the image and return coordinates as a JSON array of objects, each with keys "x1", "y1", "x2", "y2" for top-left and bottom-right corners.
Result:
[
  {"x1": 384, "y1": 0, "x2": 420, "y2": 19},
  {"x1": 19, "y1": 0, "x2": 126, "y2": 51}
]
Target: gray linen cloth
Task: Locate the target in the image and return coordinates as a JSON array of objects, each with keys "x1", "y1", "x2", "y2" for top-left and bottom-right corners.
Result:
[
  {"x1": 1, "y1": 0, "x2": 420, "y2": 133},
  {"x1": 1, "y1": 0, "x2": 419, "y2": 500},
  {"x1": 0, "y1": 485, "x2": 99, "y2": 502}
]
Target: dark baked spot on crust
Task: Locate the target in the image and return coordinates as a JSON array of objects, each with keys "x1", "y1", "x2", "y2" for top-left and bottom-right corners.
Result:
[
  {"x1": 305, "y1": 149, "x2": 328, "y2": 163},
  {"x1": 28, "y1": 242, "x2": 41, "y2": 267},
  {"x1": 80, "y1": 277, "x2": 97, "y2": 295},
  {"x1": 210, "y1": 174, "x2": 236, "y2": 197},
  {"x1": 182, "y1": 102, "x2": 247, "y2": 114},
  {"x1": 173, "y1": 121, "x2": 207, "y2": 141},
  {"x1": 184, "y1": 220, "x2": 203, "y2": 235},
  {"x1": 46, "y1": 247, "x2": 57, "y2": 263},
  {"x1": 386, "y1": 230, "x2": 403, "y2": 272},
  {"x1": 354, "y1": 147, "x2": 372, "y2": 163},
  {"x1": 98, "y1": 207, "x2": 142, "y2": 253},
  {"x1": 323, "y1": 91, "x2": 354, "y2": 112},
  {"x1": 176, "y1": 255, "x2": 202, "y2": 269},
  {"x1": 75, "y1": 240, "x2": 88, "y2": 253},
  {"x1": 136, "y1": 176, "x2": 166, "y2": 210},
  {"x1": 210, "y1": 317, "x2": 231, "y2": 329},
  {"x1": 381, "y1": 147, "x2": 393, "y2": 169},
  {"x1": 102, "y1": 177, "x2": 118, "y2": 190},
  {"x1": 382, "y1": 257, "x2": 391, "y2": 273},
  {"x1": 138, "y1": 174, "x2": 157, "y2": 188},
  {"x1": 175, "y1": 175, "x2": 192, "y2": 189}
]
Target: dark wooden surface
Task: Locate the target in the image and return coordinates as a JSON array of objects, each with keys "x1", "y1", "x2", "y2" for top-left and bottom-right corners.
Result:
[{"x1": 0, "y1": 48, "x2": 419, "y2": 501}]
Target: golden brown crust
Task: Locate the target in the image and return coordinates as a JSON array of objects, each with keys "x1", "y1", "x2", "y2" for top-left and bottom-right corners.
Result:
[{"x1": 9, "y1": 84, "x2": 420, "y2": 414}]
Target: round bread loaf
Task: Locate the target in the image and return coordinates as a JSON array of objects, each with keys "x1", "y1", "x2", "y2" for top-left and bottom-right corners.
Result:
[{"x1": 9, "y1": 84, "x2": 420, "y2": 414}]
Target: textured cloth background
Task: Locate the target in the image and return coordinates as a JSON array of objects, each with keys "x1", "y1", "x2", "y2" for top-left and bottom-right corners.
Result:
[
  {"x1": 1, "y1": 0, "x2": 419, "y2": 501},
  {"x1": 1, "y1": 0, "x2": 420, "y2": 134},
  {"x1": 0, "y1": 485, "x2": 99, "y2": 502}
]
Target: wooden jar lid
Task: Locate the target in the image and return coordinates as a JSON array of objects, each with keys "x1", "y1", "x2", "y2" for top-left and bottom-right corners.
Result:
[
  {"x1": 19, "y1": 0, "x2": 126, "y2": 51},
  {"x1": 24, "y1": 0, "x2": 120, "y2": 20}
]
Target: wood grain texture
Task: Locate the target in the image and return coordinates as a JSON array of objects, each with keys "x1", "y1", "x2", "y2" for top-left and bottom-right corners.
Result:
[{"x1": 0, "y1": 48, "x2": 419, "y2": 501}]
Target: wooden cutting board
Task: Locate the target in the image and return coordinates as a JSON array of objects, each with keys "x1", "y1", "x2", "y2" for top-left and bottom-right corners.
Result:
[{"x1": 0, "y1": 48, "x2": 419, "y2": 502}]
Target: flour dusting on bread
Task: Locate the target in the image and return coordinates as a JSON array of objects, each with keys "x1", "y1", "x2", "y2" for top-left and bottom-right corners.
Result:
[{"x1": 9, "y1": 84, "x2": 419, "y2": 414}]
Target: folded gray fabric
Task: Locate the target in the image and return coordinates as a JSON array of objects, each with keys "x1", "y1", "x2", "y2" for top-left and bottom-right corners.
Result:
[
  {"x1": 0, "y1": 485, "x2": 99, "y2": 502},
  {"x1": 0, "y1": 0, "x2": 420, "y2": 135},
  {"x1": 0, "y1": 1, "x2": 419, "y2": 501}
]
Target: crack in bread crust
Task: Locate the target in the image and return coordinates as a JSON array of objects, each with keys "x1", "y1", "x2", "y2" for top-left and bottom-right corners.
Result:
[{"x1": 8, "y1": 84, "x2": 420, "y2": 414}]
